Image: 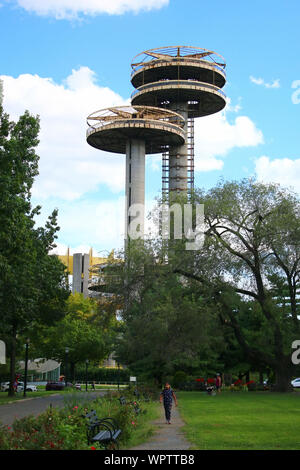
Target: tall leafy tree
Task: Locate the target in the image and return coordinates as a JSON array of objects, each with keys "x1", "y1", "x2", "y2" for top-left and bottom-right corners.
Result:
[
  {"x1": 103, "y1": 241, "x2": 224, "y2": 383},
  {"x1": 175, "y1": 179, "x2": 300, "y2": 391},
  {"x1": 0, "y1": 92, "x2": 69, "y2": 396}
]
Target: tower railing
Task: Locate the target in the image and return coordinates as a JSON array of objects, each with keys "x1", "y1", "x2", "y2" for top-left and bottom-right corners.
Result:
[{"x1": 131, "y1": 80, "x2": 226, "y2": 100}]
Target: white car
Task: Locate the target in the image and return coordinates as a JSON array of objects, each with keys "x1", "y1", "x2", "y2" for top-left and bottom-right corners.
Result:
[
  {"x1": 25, "y1": 384, "x2": 37, "y2": 392},
  {"x1": 291, "y1": 378, "x2": 300, "y2": 388},
  {"x1": 1, "y1": 381, "x2": 37, "y2": 392},
  {"x1": 1, "y1": 382, "x2": 23, "y2": 392}
]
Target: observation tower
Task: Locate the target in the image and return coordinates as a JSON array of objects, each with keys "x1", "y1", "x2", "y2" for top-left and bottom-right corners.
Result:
[
  {"x1": 130, "y1": 46, "x2": 226, "y2": 197},
  {"x1": 86, "y1": 106, "x2": 185, "y2": 239}
]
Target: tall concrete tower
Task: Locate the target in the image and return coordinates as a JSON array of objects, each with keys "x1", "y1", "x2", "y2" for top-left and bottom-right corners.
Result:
[
  {"x1": 86, "y1": 46, "x2": 226, "y2": 242},
  {"x1": 86, "y1": 106, "x2": 185, "y2": 240},
  {"x1": 130, "y1": 46, "x2": 226, "y2": 197}
]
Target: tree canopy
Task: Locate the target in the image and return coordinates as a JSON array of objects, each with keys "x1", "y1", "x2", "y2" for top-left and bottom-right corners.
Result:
[
  {"x1": 0, "y1": 93, "x2": 69, "y2": 395},
  {"x1": 101, "y1": 179, "x2": 300, "y2": 390}
]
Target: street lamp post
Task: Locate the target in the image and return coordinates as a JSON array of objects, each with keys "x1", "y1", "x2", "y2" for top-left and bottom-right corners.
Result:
[
  {"x1": 117, "y1": 362, "x2": 120, "y2": 392},
  {"x1": 23, "y1": 339, "x2": 29, "y2": 398},
  {"x1": 85, "y1": 359, "x2": 89, "y2": 392},
  {"x1": 65, "y1": 347, "x2": 69, "y2": 389}
]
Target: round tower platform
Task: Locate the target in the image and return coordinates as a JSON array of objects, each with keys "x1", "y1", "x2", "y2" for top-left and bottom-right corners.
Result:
[
  {"x1": 131, "y1": 46, "x2": 226, "y2": 89},
  {"x1": 87, "y1": 105, "x2": 185, "y2": 154},
  {"x1": 131, "y1": 80, "x2": 226, "y2": 118},
  {"x1": 131, "y1": 46, "x2": 226, "y2": 118},
  {"x1": 130, "y1": 46, "x2": 227, "y2": 196},
  {"x1": 86, "y1": 105, "x2": 187, "y2": 239}
]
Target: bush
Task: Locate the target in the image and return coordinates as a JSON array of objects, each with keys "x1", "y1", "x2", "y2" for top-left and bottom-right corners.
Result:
[
  {"x1": 172, "y1": 371, "x2": 188, "y2": 389},
  {"x1": 0, "y1": 408, "x2": 86, "y2": 450},
  {"x1": 77, "y1": 366, "x2": 130, "y2": 383}
]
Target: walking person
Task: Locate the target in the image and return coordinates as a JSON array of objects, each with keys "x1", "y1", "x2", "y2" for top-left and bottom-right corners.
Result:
[
  {"x1": 215, "y1": 373, "x2": 222, "y2": 393},
  {"x1": 160, "y1": 382, "x2": 178, "y2": 424}
]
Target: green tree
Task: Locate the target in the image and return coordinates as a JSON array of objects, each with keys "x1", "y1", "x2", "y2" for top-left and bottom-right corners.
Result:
[
  {"x1": 31, "y1": 293, "x2": 115, "y2": 381},
  {"x1": 175, "y1": 179, "x2": 300, "y2": 391},
  {"x1": 105, "y1": 241, "x2": 224, "y2": 384},
  {"x1": 0, "y1": 94, "x2": 69, "y2": 396}
]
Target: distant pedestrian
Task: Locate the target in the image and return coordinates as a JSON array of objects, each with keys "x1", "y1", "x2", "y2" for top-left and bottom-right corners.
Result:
[
  {"x1": 160, "y1": 382, "x2": 178, "y2": 424},
  {"x1": 91, "y1": 381, "x2": 95, "y2": 390},
  {"x1": 215, "y1": 374, "x2": 222, "y2": 393}
]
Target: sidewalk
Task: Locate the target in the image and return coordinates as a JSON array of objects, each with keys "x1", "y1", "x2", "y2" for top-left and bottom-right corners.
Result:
[{"x1": 129, "y1": 404, "x2": 192, "y2": 450}]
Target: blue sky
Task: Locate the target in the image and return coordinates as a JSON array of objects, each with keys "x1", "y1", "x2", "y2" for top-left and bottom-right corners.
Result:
[{"x1": 1, "y1": 0, "x2": 300, "y2": 254}]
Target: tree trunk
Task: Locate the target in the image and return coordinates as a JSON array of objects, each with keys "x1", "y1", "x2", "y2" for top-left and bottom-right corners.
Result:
[
  {"x1": 8, "y1": 330, "x2": 17, "y2": 397},
  {"x1": 273, "y1": 359, "x2": 293, "y2": 392}
]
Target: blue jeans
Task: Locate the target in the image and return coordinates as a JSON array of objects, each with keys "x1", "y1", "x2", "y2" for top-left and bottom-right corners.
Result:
[{"x1": 164, "y1": 402, "x2": 172, "y2": 421}]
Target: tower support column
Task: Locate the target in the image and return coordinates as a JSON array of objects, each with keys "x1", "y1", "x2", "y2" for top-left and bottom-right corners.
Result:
[
  {"x1": 169, "y1": 102, "x2": 189, "y2": 194},
  {"x1": 125, "y1": 139, "x2": 146, "y2": 239}
]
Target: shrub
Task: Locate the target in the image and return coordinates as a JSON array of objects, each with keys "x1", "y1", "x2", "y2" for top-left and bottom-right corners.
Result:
[{"x1": 172, "y1": 371, "x2": 188, "y2": 389}]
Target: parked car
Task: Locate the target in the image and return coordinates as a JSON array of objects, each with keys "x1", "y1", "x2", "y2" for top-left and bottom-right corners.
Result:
[
  {"x1": 1, "y1": 381, "x2": 37, "y2": 392},
  {"x1": 291, "y1": 378, "x2": 300, "y2": 388},
  {"x1": 45, "y1": 381, "x2": 73, "y2": 391},
  {"x1": 1, "y1": 381, "x2": 23, "y2": 392},
  {"x1": 25, "y1": 384, "x2": 37, "y2": 392},
  {"x1": 46, "y1": 381, "x2": 64, "y2": 391},
  {"x1": 1, "y1": 382, "x2": 10, "y2": 392}
]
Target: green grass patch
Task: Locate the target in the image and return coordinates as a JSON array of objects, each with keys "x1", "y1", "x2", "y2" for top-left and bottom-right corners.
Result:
[
  {"x1": 178, "y1": 391, "x2": 300, "y2": 450},
  {"x1": 121, "y1": 401, "x2": 160, "y2": 449}
]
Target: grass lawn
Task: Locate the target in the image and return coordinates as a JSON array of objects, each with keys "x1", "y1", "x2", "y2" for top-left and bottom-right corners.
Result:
[{"x1": 178, "y1": 391, "x2": 300, "y2": 450}]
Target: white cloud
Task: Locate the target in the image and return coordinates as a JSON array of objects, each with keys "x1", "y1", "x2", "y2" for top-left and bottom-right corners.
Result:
[
  {"x1": 15, "y1": 0, "x2": 169, "y2": 19},
  {"x1": 250, "y1": 76, "x2": 280, "y2": 89},
  {"x1": 1, "y1": 67, "x2": 129, "y2": 200},
  {"x1": 194, "y1": 112, "x2": 264, "y2": 172},
  {"x1": 226, "y1": 96, "x2": 242, "y2": 113},
  {"x1": 255, "y1": 156, "x2": 300, "y2": 193}
]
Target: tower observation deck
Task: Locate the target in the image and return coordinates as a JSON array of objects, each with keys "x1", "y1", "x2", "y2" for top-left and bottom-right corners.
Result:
[
  {"x1": 87, "y1": 106, "x2": 185, "y2": 239},
  {"x1": 130, "y1": 46, "x2": 226, "y2": 196}
]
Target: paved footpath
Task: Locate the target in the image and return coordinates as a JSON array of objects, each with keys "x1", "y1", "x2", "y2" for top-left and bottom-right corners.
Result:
[
  {"x1": 0, "y1": 391, "x2": 105, "y2": 426},
  {"x1": 129, "y1": 404, "x2": 192, "y2": 450}
]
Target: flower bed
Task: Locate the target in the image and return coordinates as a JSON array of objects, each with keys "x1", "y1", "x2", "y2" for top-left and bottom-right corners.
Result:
[{"x1": 0, "y1": 392, "x2": 155, "y2": 450}]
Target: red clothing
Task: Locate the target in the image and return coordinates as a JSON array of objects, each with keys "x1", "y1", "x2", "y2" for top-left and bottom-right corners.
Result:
[{"x1": 216, "y1": 376, "x2": 221, "y2": 387}]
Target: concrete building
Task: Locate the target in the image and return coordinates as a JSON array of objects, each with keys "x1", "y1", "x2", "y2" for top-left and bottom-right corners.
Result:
[
  {"x1": 19, "y1": 359, "x2": 61, "y2": 382},
  {"x1": 58, "y1": 248, "x2": 115, "y2": 298},
  {"x1": 72, "y1": 253, "x2": 90, "y2": 297}
]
